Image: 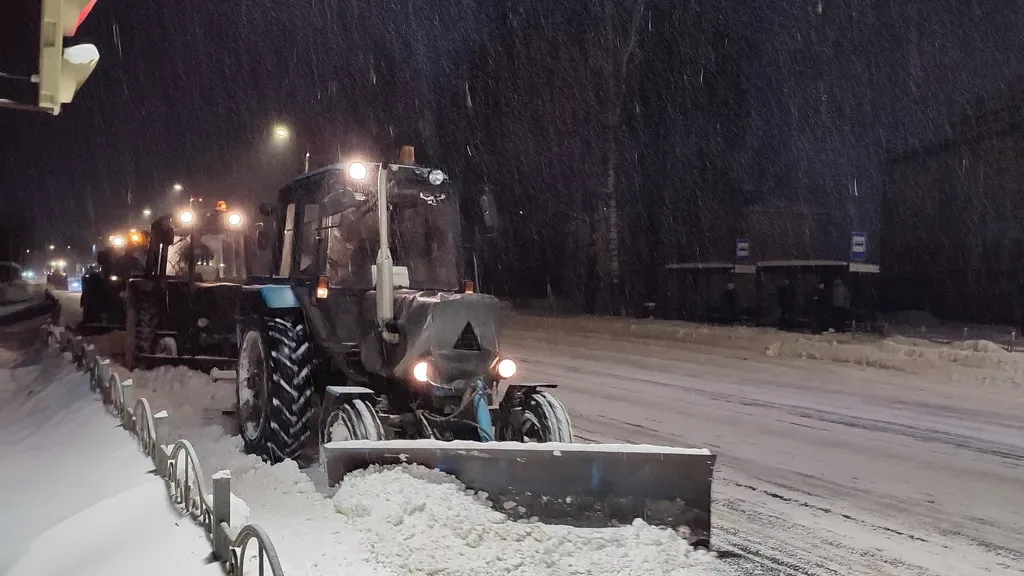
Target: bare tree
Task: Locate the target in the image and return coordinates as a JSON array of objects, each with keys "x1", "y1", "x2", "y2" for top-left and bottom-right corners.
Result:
[{"x1": 594, "y1": 0, "x2": 647, "y2": 315}]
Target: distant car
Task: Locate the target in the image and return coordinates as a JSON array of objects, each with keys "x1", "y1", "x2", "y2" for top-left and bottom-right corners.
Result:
[{"x1": 0, "y1": 262, "x2": 35, "y2": 304}]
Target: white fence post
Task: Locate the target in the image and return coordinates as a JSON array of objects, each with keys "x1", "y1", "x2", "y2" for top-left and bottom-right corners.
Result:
[
  {"x1": 212, "y1": 470, "x2": 232, "y2": 562},
  {"x1": 153, "y1": 410, "x2": 170, "y2": 475},
  {"x1": 120, "y1": 379, "x2": 134, "y2": 429}
]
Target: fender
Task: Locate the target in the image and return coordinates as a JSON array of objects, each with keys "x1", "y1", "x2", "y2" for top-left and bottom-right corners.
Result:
[
  {"x1": 504, "y1": 382, "x2": 558, "y2": 394},
  {"x1": 325, "y1": 385, "x2": 376, "y2": 398}
]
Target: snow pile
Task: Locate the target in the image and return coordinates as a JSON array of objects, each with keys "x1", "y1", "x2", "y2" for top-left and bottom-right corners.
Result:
[
  {"x1": 764, "y1": 334, "x2": 1022, "y2": 373},
  {"x1": 0, "y1": 353, "x2": 216, "y2": 575},
  {"x1": 114, "y1": 364, "x2": 719, "y2": 576},
  {"x1": 334, "y1": 464, "x2": 714, "y2": 576},
  {"x1": 128, "y1": 365, "x2": 238, "y2": 437},
  {"x1": 510, "y1": 312, "x2": 1024, "y2": 380}
]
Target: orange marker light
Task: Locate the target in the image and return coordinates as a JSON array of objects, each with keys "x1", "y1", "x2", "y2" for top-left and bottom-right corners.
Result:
[{"x1": 215, "y1": 200, "x2": 228, "y2": 212}]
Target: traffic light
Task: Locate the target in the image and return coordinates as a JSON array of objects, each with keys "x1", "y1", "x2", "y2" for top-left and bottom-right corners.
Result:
[{"x1": 37, "y1": 0, "x2": 99, "y2": 114}]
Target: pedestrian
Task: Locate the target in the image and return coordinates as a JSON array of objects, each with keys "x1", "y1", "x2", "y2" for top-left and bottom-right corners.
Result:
[
  {"x1": 720, "y1": 282, "x2": 738, "y2": 324},
  {"x1": 831, "y1": 277, "x2": 851, "y2": 331},
  {"x1": 813, "y1": 280, "x2": 830, "y2": 333},
  {"x1": 777, "y1": 277, "x2": 796, "y2": 330}
]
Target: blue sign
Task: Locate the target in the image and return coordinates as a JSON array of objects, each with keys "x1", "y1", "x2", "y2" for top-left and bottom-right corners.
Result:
[
  {"x1": 850, "y1": 232, "x2": 867, "y2": 262},
  {"x1": 736, "y1": 238, "x2": 750, "y2": 261}
]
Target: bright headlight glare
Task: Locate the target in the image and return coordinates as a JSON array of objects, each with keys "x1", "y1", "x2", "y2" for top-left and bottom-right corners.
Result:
[
  {"x1": 227, "y1": 212, "x2": 242, "y2": 226},
  {"x1": 412, "y1": 360, "x2": 431, "y2": 383},
  {"x1": 111, "y1": 236, "x2": 125, "y2": 247},
  {"x1": 179, "y1": 210, "x2": 194, "y2": 224},
  {"x1": 428, "y1": 169, "x2": 445, "y2": 185},
  {"x1": 348, "y1": 161, "x2": 368, "y2": 181},
  {"x1": 497, "y1": 358, "x2": 517, "y2": 379},
  {"x1": 109, "y1": 275, "x2": 119, "y2": 282}
]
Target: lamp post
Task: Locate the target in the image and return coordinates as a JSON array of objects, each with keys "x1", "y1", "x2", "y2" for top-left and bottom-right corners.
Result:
[{"x1": 270, "y1": 123, "x2": 309, "y2": 173}]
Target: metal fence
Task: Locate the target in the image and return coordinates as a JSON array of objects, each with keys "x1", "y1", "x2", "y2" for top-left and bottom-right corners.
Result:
[{"x1": 45, "y1": 326, "x2": 286, "y2": 576}]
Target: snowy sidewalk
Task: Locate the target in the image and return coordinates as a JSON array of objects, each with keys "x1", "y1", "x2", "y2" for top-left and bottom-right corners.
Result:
[{"x1": 0, "y1": 354, "x2": 220, "y2": 576}]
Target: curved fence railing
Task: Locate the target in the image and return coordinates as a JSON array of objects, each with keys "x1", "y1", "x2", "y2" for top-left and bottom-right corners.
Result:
[{"x1": 44, "y1": 324, "x2": 286, "y2": 576}]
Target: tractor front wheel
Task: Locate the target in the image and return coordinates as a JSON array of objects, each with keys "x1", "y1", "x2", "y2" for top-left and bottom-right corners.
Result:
[{"x1": 498, "y1": 389, "x2": 574, "y2": 443}]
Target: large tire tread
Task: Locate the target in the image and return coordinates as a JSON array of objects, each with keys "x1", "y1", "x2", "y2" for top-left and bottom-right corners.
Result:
[{"x1": 262, "y1": 315, "x2": 316, "y2": 463}]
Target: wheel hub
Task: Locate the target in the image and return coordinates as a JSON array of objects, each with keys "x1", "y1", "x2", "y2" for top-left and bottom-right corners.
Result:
[{"x1": 237, "y1": 331, "x2": 267, "y2": 442}]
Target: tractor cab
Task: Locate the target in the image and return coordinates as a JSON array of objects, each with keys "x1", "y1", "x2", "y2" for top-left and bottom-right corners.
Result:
[
  {"x1": 79, "y1": 228, "x2": 150, "y2": 332},
  {"x1": 123, "y1": 200, "x2": 251, "y2": 370},
  {"x1": 154, "y1": 200, "x2": 248, "y2": 283}
]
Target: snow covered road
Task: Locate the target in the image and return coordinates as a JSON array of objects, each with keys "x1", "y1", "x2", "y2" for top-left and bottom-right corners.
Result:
[
  {"x1": 0, "y1": 319, "x2": 219, "y2": 576},
  {"x1": 503, "y1": 328, "x2": 1024, "y2": 575}
]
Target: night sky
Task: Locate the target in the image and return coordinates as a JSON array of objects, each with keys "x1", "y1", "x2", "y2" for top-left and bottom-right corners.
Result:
[{"x1": 2, "y1": 0, "x2": 1024, "y2": 303}]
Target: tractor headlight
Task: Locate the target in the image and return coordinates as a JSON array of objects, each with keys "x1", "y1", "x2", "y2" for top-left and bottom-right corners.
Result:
[
  {"x1": 497, "y1": 358, "x2": 517, "y2": 379},
  {"x1": 227, "y1": 212, "x2": 242, "y2": 226},
  {"x1": 412, "y1": 360, "x2": 431, "y2": 383},
  {"x1": 179, "y1": 210, "x2": 194, "y2": 224},
  {"x1": 428, "y1": 169, "x2": 445, "y2": 186},
  {"x1": 111, "y1": 236, "x2": 125, "y2": 247},
  {"x1": 109, "y1": 275, "x2": 119, "y2": 282},
  {"x1": 348, "y1": 161, "x2": 368, "y2": 181}
]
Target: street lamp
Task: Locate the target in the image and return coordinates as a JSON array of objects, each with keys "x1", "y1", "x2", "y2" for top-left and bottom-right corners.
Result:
[
  {"x1": 172, "y1": 183, "x2": 184, "y2": 193},
  {"x1": 270, "y1": 123, "x2": 310, "y2": 173},
  {"x1": 272, "y1": 124, "x2": 291, "y2": 142},
  {"x1": 48, "y1": 244, "x2": 55, "y2": 251},
  {"x1": 142, "y1": 207, "x2": 152, "y2": 218}
]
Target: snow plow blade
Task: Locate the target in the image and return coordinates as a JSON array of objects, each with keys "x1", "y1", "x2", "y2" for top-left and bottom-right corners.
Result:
[{"x1": 323, "y1": 440, "x2": 716, "y2": 546}]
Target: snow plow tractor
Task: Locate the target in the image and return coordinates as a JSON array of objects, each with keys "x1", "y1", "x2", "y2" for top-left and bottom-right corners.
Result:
[
  {"x1": 235, "y1": 147, "x2": 717, "y2": 546},
  {"x1": 124, "y1": 201, "x2": 251, "y2": 371},
  {"x1": 78, "y1": 229, "x2": 148, "y2": 335}
]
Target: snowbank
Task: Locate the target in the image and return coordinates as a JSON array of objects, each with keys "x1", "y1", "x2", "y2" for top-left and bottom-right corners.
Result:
[
  {"x1": 114, "y1": 365, "x2": 720, "y2": 575},
  {"x1": 508, "y1": 313, "x2": 1024, "y2": 382},
  {"x1": 0, "y1": 354, "x2": 217, "y2": 575},
  {"x1": 334, "y1": 464, "x2": 714, "y2": 576},
  {"x1": 764, "y1": 335, "x2": 1023, "y2": 374}
]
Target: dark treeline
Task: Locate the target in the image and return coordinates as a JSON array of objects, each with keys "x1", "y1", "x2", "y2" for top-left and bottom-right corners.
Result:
[{"x1": 348, "y1": 0, "x2": 756, "y2": 315}]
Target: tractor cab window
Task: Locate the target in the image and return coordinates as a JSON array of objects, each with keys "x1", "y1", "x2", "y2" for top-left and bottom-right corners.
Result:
[
  {"x1": 164, "y1": 233, "x2": 246, "y2": 281},
  {"x1": 323, "y1": 180, "x2": 461, "y2": 291},
  {"x1": 297, "y1": 203, "x2": 320, "y2": 277}
]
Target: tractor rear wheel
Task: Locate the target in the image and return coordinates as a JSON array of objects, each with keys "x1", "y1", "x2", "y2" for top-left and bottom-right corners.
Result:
[
  {"x1": 237, "y1": 315, "x2": 316, "y2": 463},
  {"x1": 124, "y1": 292, "x2": 157, "y2": 370}
]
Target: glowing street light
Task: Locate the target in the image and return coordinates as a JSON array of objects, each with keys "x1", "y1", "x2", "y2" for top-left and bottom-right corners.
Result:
[
  {"x1": 48, "y1": 244, "x2": 55, "y2": 251},
  {"x1": 142, "y1": 207, "x2": 152, "y2": 217},
  {"x1": 172, "y1": 183, "x2": 184, "y2": 193},
  {"x1": 272, "y1": 124, "x2": 291, "y2": 142}
]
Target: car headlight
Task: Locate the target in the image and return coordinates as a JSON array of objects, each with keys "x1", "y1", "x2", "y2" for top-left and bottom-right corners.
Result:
[
  {"x1": 227, "y1": 212, "x2": 242, "y2": 226},
  {"x1": 179, "y1": 210, "x2": 194, "y2": 224},
  {"x1": 428, "y1": 169, "x2": 445, "y2": 186}
]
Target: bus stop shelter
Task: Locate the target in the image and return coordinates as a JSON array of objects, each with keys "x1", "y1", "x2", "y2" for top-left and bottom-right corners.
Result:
[
  {"x1": 755, "y1": 260, "x2": 880, "y2": 330},
  {"x1": 659, "y1": 262, "x2": 757, "y2": 324}
]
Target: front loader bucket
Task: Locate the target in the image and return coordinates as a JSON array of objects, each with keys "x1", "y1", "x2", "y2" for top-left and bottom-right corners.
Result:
[{"x1": 323, "y1": 440, "x2": 716, "y2": 546}]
